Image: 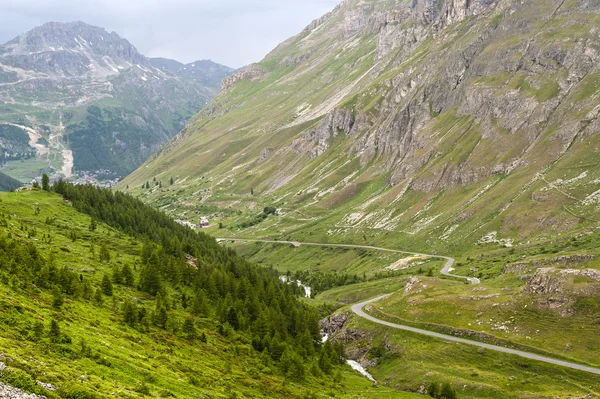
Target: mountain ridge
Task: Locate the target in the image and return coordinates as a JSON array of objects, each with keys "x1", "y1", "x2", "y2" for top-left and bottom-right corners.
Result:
[
  {"x1": 120, "y1": 0, "x2": 600, "y2": 253},
  {"x1": 0, "y1": 21, "x2": 233, "y2": 181}
]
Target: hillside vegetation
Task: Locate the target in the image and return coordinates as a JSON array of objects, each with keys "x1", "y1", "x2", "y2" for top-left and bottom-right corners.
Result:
[{"x1": 0, "y1": 186, "x2": 421, "y2": 398}]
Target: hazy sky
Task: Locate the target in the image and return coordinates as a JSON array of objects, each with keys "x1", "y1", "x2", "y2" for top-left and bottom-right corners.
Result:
[{"x1": 0, "y1": 0, "x2": 340, "y2": 68}]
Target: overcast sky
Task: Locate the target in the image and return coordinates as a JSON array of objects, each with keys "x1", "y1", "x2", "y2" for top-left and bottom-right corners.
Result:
[{"x1": 0, "y1": 0, "x2": 340, "y2": 68}]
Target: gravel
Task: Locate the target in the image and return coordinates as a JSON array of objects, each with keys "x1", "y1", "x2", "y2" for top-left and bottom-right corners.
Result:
[{"x1": 0, "y1": 382, "x2": 44, "y2": 399}]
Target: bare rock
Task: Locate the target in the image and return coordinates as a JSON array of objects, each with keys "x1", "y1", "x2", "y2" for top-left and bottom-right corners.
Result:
[
  {"x1": 291, "y1": 109, "x2": 356, "y2": 158},
  {"x1": 319, "y1": 313, "x2": 349, "y2": 335},
  {"x1": 220, "y1": 64, "x2": 269, "y2": 91},
  {"x1": 404, "y1": 276, "x2": 421, "y2": 294},
  {"x1": 0, "y1": 382, "x2": 44, "y2": 399}
]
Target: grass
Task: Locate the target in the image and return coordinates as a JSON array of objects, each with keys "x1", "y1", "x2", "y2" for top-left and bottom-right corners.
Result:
[{"x1": 0, "y1": 189, "x2": 422, "y2": 398}]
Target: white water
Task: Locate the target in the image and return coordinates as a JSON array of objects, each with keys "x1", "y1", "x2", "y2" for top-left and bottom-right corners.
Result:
[
  {"x1": 279, "y1": 275, "x2": 311, "y2": 298},
  {"x1": 346, "y1": 360, "x2": 376, "y2": 382},
  {"x1": 320, "y1": 330, "x2": 374, "y2": 382}
]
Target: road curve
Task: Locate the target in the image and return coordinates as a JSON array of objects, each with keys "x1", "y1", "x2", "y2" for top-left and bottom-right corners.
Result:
[
  {"x1": 353, "y1": 296, "x2": 600, "y2": 376},
  {"x1": 216, "y1": 238, "x2": 480, "y2": 284},
  {"x1": 218, "y1": 238, "x2": 600, "y2": 376}
]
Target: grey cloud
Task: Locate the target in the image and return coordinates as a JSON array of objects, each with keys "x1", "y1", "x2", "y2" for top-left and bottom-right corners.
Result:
[{"x1": 0, "y1": 0, "x2": 339, "y2": 68}]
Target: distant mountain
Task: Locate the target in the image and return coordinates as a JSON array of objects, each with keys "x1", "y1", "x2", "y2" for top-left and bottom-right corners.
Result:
[
  {"x1": 0, "y1": 170, "x2": 21, "y2": 191},
  {"x1": 0, "y1": 21, "x2": 233, "y2": 181},
  {"x1": 149, "y1": 58, "x2": 234, "y2": 90}
]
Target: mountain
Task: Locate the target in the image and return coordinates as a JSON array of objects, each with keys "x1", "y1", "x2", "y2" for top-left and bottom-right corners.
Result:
[
  {"x1": 149, "y1": 57, "x2": 235, "y2": 89},
  {"x1": 0, "y1": 21, "x2": 233, "y2": 181},
  {"x1": 121, "y1": 0, "x2": 600, "y2": 251},
  {"x1": 0, "y1": 170, "x2": 21, "y2": 191}
]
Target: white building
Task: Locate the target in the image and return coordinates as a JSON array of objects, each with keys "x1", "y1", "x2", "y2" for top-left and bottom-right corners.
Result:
[{"x1": 198, "y1": 217, "x2": 209, "y2": 228}]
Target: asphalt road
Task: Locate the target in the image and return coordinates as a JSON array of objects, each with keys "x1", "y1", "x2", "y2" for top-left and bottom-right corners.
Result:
[
  {"x1": 217, "y1": 238, "x2": 600, "y2": 375},
  {"x1": 216, "y1": 237, "x2": 479, "y2": 283},
  {"x1": 352, "y1": 295, "x2": 600, "y2": 376}
]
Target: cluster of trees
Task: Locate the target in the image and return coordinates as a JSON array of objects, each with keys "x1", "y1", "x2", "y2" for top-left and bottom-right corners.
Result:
[
  {"x1": 428, "y1": 382, "x2": 457, "y2": 399},
  {"x1": 290, "y1": 270, "x2": 366, "y2": 296},
  {"x1": 48, "y1": 182, "x2": 341, "y2": 378},
  {"x1": 238, "y1": 206, "x2": 278, "y2": 229}
]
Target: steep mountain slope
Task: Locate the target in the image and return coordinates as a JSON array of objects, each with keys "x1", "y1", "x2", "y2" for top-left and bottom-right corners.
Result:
[
  {"x1": 0, "y1": 22, "x2": 233, "y2": 181},
  {"x1": 121, "y1": 0, "x2": 600, "y2": 253},
  {"x1": 0, "y1": 187, "x2": 413, "y2": 399},
  {"x1": 0, "y1": 170, "x2": 21, "y2": 191}
]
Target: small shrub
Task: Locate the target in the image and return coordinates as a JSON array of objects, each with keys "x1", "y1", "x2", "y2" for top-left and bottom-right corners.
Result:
[{"x1": 57, "y1": 385, "x2": 99, "y2": 399}]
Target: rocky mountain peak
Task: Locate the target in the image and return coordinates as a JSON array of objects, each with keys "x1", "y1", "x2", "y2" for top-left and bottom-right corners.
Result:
[{"x1": 0, "y1": 21, "x2": 150, "y2": 77}]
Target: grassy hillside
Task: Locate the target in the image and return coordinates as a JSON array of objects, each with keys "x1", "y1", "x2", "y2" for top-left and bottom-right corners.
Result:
[
  {"x1": 0, "y1": 187, "x2": 424, "y2": 399},
  {"x1": 226, "y1": 239, "x2": 600, "y2": 398},
  {"x1": 118, "y1": 0, "x2": 600, "y2": 258}
]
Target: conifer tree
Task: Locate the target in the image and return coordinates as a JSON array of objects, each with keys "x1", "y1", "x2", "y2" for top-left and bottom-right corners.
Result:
[
  {"x1": 52, "y1": 286, "x2": 64, "y2": 309},
  {"x1": 99, "y1": 244, "x2": 111, "y2": 263},
  {"x1": 49, "y1": 319, "x2": 61, "y2": 343},
  {"x1": 121, "y1": 264, "x2": 134, "y2": 286},
  {"x1": 183, "y1": 317, "x2": 197, "y2": 340},
  {"x1": 122, "y1": 299, "x2": 138, "y2": 327},
  {"x1": 42, "y1": 173, "x2": 50, "y2": 191},
  {"x1": 94, "y1": 287, "x2": 103, "y2": 305},
  {"x1": 101, "y1": 274, "x2": 113, "y2": 296}
]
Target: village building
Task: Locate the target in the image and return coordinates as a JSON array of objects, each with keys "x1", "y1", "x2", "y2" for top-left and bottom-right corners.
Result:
[{"x1": 198, "y1": 217, "x2": 209, "y2": 228}]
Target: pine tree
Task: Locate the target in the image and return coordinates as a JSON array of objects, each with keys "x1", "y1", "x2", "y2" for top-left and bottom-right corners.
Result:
[
  {"x1": 89, "y1": 217, "x2": 97, "y2": 231},
  {"x1": 42, "y1": 173, "x2": 50, "y2": 191},
  {"x1": 99, "y1": 244, "x2": 111, "y2": 263},
  {"x1": 226, "y1": 307, "x2": 239, "y2": 330},
  {"x1": 52, "y1": 286, "x2": 64, "y2": 309},
  {"x1": 101, "y1": 275, "x2": 113, "y2": 296},
  {"x1": 427, "y1": 382, "x2": 440, "y2": 398},
  {"x1": 49, "y1": 319, "x2": 61, "y2": 343},
  {"x1": 440, "y1": 382, "x2": 457, "y2": 399},
  {"x1": 33, "y1": 321, "x2": 44, "y2": 341},
  {"x1": 318, "y1": 351, "x2": 332, "y2": 374},
  {"x1": 94, "y1": 287, "x2": 103, "y2": 305},
  {"x1": 82, "y1": 280, "x2": 93, "y2": 300},
  {"x1": 170, "y1": 177, "x2": 174, "y2": 185},
  {"x1": 154, "y1": 305, "x2": 168, "y2": 329},
  {"x1": 122, "y1": 299, "x2": 138, "y2": 327},
  {"x1": 121, "y1": 264, "x2": 134, "y2": 286},
  {"x1": 182, "y1": 317, "x2": 197, "y2": 340}
]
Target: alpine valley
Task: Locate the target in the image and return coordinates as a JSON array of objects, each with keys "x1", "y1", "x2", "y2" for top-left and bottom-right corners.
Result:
[
  {"x1": 0, "y1": 21, "x2": 233, "y2": 183},
  {"x1": 1, "y1": 1, "x2": 600, "y2": 399}
]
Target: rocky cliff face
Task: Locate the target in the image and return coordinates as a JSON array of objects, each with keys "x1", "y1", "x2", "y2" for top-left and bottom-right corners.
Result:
[
  {"x1": 0, "y1": 22, "x2": 233, "y2": 181},
  {"x1": 220, "y1": 64, "x2": 269, "y2": 91},
  {"x1": 122, "y1": 0, "x2": 600, "y2": 249}
]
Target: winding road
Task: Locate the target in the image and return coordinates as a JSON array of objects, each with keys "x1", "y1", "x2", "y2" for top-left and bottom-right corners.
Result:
[
  {"x1": 216, "y1": 237, "x2": 479, "y2": 283},
  {"x1": 218, "y1": 237, "x2": 600, "y2": 376}
]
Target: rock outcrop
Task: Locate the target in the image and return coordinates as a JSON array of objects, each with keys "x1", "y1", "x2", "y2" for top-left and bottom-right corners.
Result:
[
  {"x1": 292, "y1": 109, "x2": 356, "y2": 158},
  {"x1": 319, "y1": 312, "x2": 349, "y2": 335},
  {"x1": 0, "y1": 383, "x2": 43, "y2": 399},
  {"x1": 524, "y1": 268, "x2": 600, "y2": 294},
  {"x1": 220, "y1": 64, "x2": 269, "y2": 91}
]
